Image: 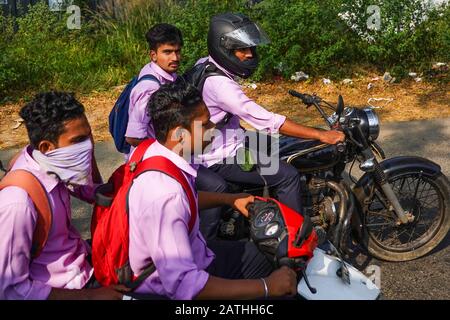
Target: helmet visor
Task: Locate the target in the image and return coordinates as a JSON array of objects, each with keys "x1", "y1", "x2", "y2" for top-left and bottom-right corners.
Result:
[{"x1": 220, "y1": 23, "x2": 271, "y2": 49}]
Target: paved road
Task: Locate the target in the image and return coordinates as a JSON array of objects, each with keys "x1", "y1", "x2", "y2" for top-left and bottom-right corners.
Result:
[
  {"x1": 1, "y1": 118, "x2": 449, "y2": 299},
  {"x1": 353, "y1": 117, "x2": 450, "y2": 300}
]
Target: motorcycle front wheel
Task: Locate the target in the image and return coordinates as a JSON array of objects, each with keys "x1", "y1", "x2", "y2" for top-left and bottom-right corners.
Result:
[{"x1": 362, "y1": 171, "x2": 450, "y2": 262}]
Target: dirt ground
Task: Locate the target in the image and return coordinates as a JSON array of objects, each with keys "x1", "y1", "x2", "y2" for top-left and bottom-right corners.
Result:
[{"x1": 0, "y1": 75, "x2": 449, "y2": 150}]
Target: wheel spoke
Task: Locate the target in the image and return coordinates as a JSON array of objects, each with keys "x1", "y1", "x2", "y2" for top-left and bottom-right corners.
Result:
[
  {"x1": 366, "y1": 222, "x2": 394, "y2": 227},
  {"x1": 417, "y1": 195, "x2": 438, "y2": 208},
  {"x1": 407, "y1": 225, "x2": 418, "y2": 243},
  {"x1": 413, "y1": 175, "x2": 422, "y2": 201},
  {"x1": 418, "y1": 184, "x2": 434, "y2": 201},
  {"x1": 368, "y1": 210, "x2": 395, "y2": 219}
]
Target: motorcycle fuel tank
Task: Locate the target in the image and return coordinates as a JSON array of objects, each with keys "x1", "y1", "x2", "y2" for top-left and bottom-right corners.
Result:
[
  {"x1": 297, "y1": 248, "x2": 380, "y2": 300},
  {"x1": 278, "y1": 136, "x2": 339, "y2": 172}
]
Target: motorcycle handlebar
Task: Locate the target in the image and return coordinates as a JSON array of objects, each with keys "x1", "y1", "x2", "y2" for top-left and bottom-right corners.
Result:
[
  {"x1": 288, "y1": 89, "x2": 306, "y2": 100},
  {"x1": 288, "y1": 90, "x2": 319, "y2": 106}
]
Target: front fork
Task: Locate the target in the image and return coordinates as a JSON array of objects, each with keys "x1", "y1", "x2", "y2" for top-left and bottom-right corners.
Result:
[{"x1": 359, "y1": 147, "x2": 414, "y2": 225}]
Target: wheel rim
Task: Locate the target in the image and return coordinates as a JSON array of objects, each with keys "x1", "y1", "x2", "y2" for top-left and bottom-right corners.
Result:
[{"x1": 365, "y1": 173, "x2": 444, "y2": 253}]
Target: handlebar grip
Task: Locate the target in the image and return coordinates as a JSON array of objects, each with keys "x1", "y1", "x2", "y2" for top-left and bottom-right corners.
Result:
[
  {"x1": 288, "y1": 89, "x2": 306, "y2": 100},
  {"x1": 288, "y1": 89, "x2": 317, "y2": 106}
]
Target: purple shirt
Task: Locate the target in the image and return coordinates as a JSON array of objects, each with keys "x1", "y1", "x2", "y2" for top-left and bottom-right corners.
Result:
[
  {"x1": 125, "y1": 62, "x2": 177, "y2": 141},
  {"x1": 0, "y1": 147, "x2": 93, "y2": 300},
  {"x1": 128, "y1": 142, "x2": 215, "y2": 300},
  {"x1": 195, "y1": 56, "x2": 286, "y2": 167}
]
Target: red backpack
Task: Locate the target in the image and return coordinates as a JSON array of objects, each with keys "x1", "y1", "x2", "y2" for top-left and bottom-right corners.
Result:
[{"x1": 91, "y1": 138, "x2": 197, "y2": 289}]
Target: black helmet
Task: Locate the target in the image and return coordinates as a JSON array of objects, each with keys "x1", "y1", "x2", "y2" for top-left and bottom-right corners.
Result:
[{"x1": 207, "y1": 13, "x2": 270, "y2": 78}]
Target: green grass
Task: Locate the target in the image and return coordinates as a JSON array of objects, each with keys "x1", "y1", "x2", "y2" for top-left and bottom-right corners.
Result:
[{"x1": 0, "y1": 0, "x2": 448, "y2": 103}]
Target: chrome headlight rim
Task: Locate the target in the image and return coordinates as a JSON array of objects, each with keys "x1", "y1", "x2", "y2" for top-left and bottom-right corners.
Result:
[{"x1": 362, "y1": 108, "x2": 380, "y2": 141}]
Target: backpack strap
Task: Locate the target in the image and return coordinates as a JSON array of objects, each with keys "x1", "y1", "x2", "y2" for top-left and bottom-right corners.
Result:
[
  {"x1": 137, "y1": 74, "x2": 161, "y2": 86},
  {"x1": 198, "y1": 60, "x2": 229, "y2": 93},
  {"x1": 127, "y1": 138, "x2": 156, "y2": 169},
  {"x1": 0, "y1": 170, "x2": 53, "y2": 259},
  {"x1": 199, "y1": 61, "x2": 233, "y2": 129}
]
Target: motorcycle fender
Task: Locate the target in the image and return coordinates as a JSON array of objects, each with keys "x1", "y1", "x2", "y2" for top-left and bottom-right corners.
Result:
[{"x1": 355, "y1": 156, "x2": 441, "y2": 192}]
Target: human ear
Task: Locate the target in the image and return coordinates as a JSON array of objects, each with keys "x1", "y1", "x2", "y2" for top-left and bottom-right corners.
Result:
[
  {"x1": 37, "y1": 140, "x2": 57, "y2": 154},
  {"x1": 150, "y1": 50, "x2": 157, "y2": 62}
]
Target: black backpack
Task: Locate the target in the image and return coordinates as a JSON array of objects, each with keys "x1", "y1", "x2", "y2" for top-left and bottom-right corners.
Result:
[
  {"x1": 179, "y1": 60, "x2": 227, "y2": 93},
  {"x1": 179, "y1": 60, "x2": 232, "y2": 128}
]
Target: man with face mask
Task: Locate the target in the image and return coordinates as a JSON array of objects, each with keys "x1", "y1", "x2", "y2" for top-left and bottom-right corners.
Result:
[
  {"x1": 0, "y1": 91, "x2": 128, "y2": 300},
  {"x1": 194, "y1": 13, "x2": 345, "y2": 240}
]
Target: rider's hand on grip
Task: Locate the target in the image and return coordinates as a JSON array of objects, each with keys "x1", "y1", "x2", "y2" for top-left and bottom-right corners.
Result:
[
  {"x1": 319, "y1": 130, "x2": 345, "y2": 145},
  {"x1": 265, "y1": 265, "x2": 298, "y2": 297}
]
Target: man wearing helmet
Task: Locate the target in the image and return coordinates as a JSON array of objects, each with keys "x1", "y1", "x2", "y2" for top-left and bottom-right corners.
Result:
[{"x1": 194, "y1": 13, "x2": 345, "y2": 240}]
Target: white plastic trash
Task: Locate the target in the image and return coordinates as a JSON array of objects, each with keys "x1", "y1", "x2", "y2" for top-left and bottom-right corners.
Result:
[
  {"x1": 291, "y1": 71, "x2": 309, "y2": 81},
  {"x1": 342, "y1": 79, "x2": 353, "y2": 85}
]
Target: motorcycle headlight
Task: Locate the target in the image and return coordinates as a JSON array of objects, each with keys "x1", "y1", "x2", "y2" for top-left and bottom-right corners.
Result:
[
  {"x1": 362, "y1": 108, "x2": 380, "y2": 141},
  {"x1": 265, "y1": 222, "x2": 280, "y2": 236}
]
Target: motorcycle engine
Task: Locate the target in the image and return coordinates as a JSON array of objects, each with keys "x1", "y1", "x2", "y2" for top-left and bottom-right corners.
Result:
[{"x1": 309, "y1": 196, "x2": 337, "y2": 229}]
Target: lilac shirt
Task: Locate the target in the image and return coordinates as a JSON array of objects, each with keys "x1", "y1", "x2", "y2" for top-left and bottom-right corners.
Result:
[
  {"x1": 128, "y1": 142, "x2": 215, "y2": 300},
  {"x1": 0, "y1": 147, "x2": 93, "y2": 300},
  {"x1": 195, "y1": 56, "x2": 287, "y2": 167},
  {"x1": 125, "y1": 62, "x2": 177, "y2": 140}
]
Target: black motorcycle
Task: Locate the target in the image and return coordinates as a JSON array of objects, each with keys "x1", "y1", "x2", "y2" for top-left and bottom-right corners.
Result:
[{"x1": 219, "y1": 90, "x2": 450, "y2": 262}]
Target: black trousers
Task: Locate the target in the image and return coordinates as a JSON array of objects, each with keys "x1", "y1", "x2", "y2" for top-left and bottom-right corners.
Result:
[
  {"x1": 196, "y1": 151, "x2": 303, "y2": 240},
  {"x1": 206, "y1": 240, "x2": 274, "y2": 279}
]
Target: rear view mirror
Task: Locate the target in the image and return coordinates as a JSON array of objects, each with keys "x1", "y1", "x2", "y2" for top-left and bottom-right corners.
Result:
[{"x1": 337, "y1": 95, "x2": 344, "y2": 117}]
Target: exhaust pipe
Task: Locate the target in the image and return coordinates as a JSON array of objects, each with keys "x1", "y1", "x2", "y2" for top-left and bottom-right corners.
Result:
[{"x1": 323, "y1": 180, "x2": 348, "y2": 249}]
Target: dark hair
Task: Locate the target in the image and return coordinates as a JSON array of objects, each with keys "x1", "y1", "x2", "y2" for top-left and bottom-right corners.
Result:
[
  {"x1": 147, "y1": 82, "x2": 204, "y2": 142},
  {"x1": 19, "y1": 91, "x2": 85, "y2": 148},
  {"x1": 145, "y1": 23, "x2": 183, "y2": 51}
]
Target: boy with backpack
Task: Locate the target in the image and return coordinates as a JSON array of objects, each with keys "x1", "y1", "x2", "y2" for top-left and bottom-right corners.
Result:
[
  {"x1": 0, "y1": 91, "x2": 128, "y2": 300},
  {"x1": 110, "y1": 23, "x2": 183, "y2": 157},
  {"x1": 92, "y1": 82, "x2": 298, "y2": 299}
]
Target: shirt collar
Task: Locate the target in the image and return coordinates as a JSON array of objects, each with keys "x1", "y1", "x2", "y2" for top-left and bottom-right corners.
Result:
[
  {"x1": 207, "y1": 55, "x2": 236, "y2": 79},
  {"x1": 12, "y1": 146, "x2": 61, "y2": 193},
  {"x1": 149, "y1": 141, "x2": 198, "y2": 178},
  {"x1": 148, "y1": 62, "x2": 177, "y2": 82}
]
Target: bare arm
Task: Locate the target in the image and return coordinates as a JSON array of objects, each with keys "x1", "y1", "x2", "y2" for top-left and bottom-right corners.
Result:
[
  {"x1": 279, "y1": 119, "x2": 345, "y2": 144},
  {"x1": 195, "y1": 266, "x2": 297, "y2": 300},
  {"x1": 48, "y1": 285, "x2": 129, "y2": 300},
  {"x1": 198, "y1": 191, "x2": 234, "y2": 210},
  {"x1": 195, "y1": 276, "x2": 265, "y2": 300},
  {"x1": 198, "y1": 191, "x2": 254, "y2": 217}
]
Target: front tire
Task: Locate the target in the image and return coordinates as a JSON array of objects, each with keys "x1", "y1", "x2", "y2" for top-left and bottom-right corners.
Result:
[{"x1": 361, "y1": 172, "x2": 450, "y2": 262}]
